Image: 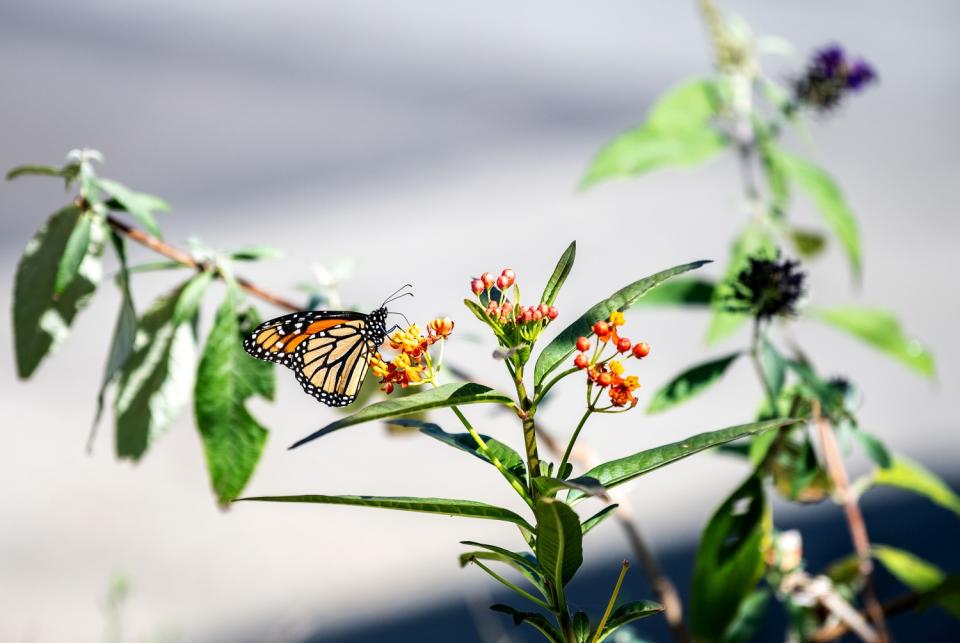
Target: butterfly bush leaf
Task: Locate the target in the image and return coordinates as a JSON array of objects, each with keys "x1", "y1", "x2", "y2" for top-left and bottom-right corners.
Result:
[
  {"x1": 722, "y1": 588, "x2": 772, "y2": 643},
  {"x1": 534, "y1": 260, "x2": 710, "y2": 387},
  {"x1": 810, "y1": 306, "x2": 935, "y2": 377},
  {"x1": 777, "y1": 153, "x2": 861, "y2": 277},
  {"x1": 6, "y1": 163, "x2": 72, "y2": 181},
  {"x1": 567, "y1": 419, "x2": 796, "y2": 503},
  {"x1": 195, "y1": 286, "x2": 275, "y2": 506},
  {"x1": 229, "y1": 245, "x2": 284, "y2": 261},
  {"x1": 580, "y1": 504, "x2": 619, "y2": 536},
  {"x1": 870, "y1": 545, "x2": 960, "y2": 619},
  {"x1": 534, "y1": 498, "x2": 582, "y2": 588},
  {"x1": 869, "y1": 456, "x2": 960, "y2": 518},
  {"x1": 97, "y1": 177, "x2": 169, "y2": 239},
  {"x1": 235, "y1": 495, "x2": 534, "y2": 532},
  {"x1": 691, "y1": 475, "x2": 770, "y2": 639},
  {"x1": 114, "y1": 272, "x2": 213, "y2": 460},
  {"x1": 290, "y1": 383, "x2": 513, "y2": 448},
  {"x1": 91, "y1": 233, "x2": 138, "y2": 433},
  {"x1": 13, "y1": 205, "x2": 105, "y2": 378},
  {"x1": 582, "y1": 79, "x2": 728, "y2": 187},
  {"x1": 646, "y1": 352, "x2": 741, "y2": 414},
  {"x1": 850, "y1": 429, "x2": 892, "y2": 469},
  {"x1": 540, "y1": 241, "x2": 576, "y2": 306},
  {"x1": 54, "y1": 212, "x2": 93, "y2": 295}
]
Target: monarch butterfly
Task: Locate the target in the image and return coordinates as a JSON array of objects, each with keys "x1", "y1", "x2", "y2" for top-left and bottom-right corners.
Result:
[{"x1": 242, "y1": 286, "x2": 410, "y2": 407}]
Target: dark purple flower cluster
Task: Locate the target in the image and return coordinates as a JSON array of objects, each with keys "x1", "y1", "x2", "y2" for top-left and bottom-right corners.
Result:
[
  {"x1": 793, "y1": 44, "x2": 877, "y2": 111},
  {"x1": 726, "y1": 253, "x2": 807, "y2": 320}
]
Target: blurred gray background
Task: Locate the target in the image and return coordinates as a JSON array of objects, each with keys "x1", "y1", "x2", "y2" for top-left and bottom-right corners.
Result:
[{"x1": 2, "y1": 1, "x2": 958, "y2": 641}]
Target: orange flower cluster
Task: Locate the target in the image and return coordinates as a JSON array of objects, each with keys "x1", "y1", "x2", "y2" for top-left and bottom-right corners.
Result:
[
  {"x1": 370, "y1": 318, "x2": 454, "y2": 394},
  {"x1": 573, "y1": 311, "x2": 650, "y2": 408}
]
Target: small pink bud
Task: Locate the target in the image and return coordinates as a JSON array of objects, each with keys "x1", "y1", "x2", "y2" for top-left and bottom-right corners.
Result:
[
  {"x1": 496, "y1": 275, "x2": 511, "y2": 290},
  {"x1": 547, "y1": 306, "x2": 559, "y2": 320},
  {"x1": 470, "y1": 279, "x2": 484, "y2": 295},
  {"x1": 481, "y1": 272, "x2": 495, "y2": 289}
]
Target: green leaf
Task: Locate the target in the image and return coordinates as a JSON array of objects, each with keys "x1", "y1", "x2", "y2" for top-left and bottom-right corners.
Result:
[
  {"x1": 567, "y1": 419, "x2": 795, "y2": 502},
  {"x1": 460, "y1": 541, "x2": 546, "y2": 590},
  {"x1": 290, "y1": 383, "x2": 514, "y2": 448},
  {"x1": 194, "y1": 286, "x2": 275, "y2": 505},
  {"x1": 777, "y1": 153, "x2": 861, "y2": 277},
  {"x1": 235, "y1": 495, "x2": 535, "y2": 532},
  {"x1": 582, "y1": 79, "x2": 728, "y2": 187},
  {"x1": 810, "y1": 307, "x2": 935, "y2": 377},
  {"x1": 490, "y1": 604, "x2": 563, "y2": 642},
  {"x1": 691, "y1": 475, "x2": 770, "y2": 639},
  {"x1": 722, "y1": 589, "x2": 771, "y2": 643},
  {"x1": 573, "y1": 611, "x2": 591, "y2": 643},
  {"x1": 13, "y1": 206, "x2": 105, "y2": 378},
  {"x1": 97, "y1": 177, "x2": 169, "y2": 239},
  {"x1": 534, "y1": 498, "x2": 583, "y2": 587},
  {"x1": 916, "y1": 575, "x2": 960, "y2": 620},
  {"x1": 229, "y1": 245, "x2": 283, "y2": 261},
  {"x1": 128, "y1": 260, "x2": 189, "y2": 273},
  {"x1": 787, "y1": 227, "x2": 827, "y2": 259},
  {"x1": 534, "y1": 260, "x2": 709, "y2": 387},
  {"x1": 6, "y1": 163, "x2": 71, "y2": 181},
  {"x1": 581, "y1": 504, "x2": 619, "y2": 536},
  {"x1": 759, "y1": 340, "x2": 786, "y2": 400},
  {"x1": 850, "y1": 429, "x2": 892, "y2": 469},
  {"x1": 391, "y1": 419, "x2": 526, "y2": 482},
  {"x1": 54, "y1": 212, "x2": 93, "y2": 295},
  {"x1": 541, "y1": 241, "x2": 576, "y2": 306},
  {"x1": 631, "y1": 277, "x2": 715, "y2": 307},
  {"x1": 870, "y1": 456, "x2": 960, "y2": 518},
  {"x1": 646, "y1": 352, "x2": 741, "y2": 414},
  {"x1": 533, "y1": 476, "x2": 606, "y2": 498},
  {"x1": 598, "y1": 601, "x2": 664, "y2": 641},
  {"x1": 114, "y1": 272, "x2": 213, "y2": 460},
  {"x1": 872, "y1": 545, "x2": 944, "y2": 592},
  {"x1": 91, "y1": 233, "x2": 138, "y2": 432}
]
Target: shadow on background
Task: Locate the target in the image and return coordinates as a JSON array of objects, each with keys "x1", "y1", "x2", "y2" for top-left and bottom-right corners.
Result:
[{"x1": 308, "y1": 478, "x2": 960, "y2": 642}]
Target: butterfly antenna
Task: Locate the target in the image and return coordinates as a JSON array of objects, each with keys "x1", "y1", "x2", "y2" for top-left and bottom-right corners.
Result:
[
  {"x1": 389, "y1": 311, "x2": 412, "y2": 328},
  {"x1": 381, "y1": 283, "x2": 414, "y2": 307}
]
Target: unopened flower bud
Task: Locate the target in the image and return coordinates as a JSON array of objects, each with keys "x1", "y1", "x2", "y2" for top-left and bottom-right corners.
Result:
[
  {"x1": 481, "y1": 272, "x2": 495, "y2": 289},
  {"x1": 617, "y1": 337, "x2": 632, "y2": 353},
  {"x1": 470, "y1": 279, "x2": 484, "y2": 295},
  {"x1": 574, "y1": 354, "x2": 589, "y2": 369},
  {"x1": 632, "y1": 342, "x2": 650, "y2": 358},
  {"x1": 575, "y1": 337, "x2": 590, "y2": 352}
]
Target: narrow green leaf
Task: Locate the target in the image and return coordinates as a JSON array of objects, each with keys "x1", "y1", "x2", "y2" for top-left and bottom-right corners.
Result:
[
  {"x1": 850, "y1": 429, "x2": 892, "y2": 469},
  {"x1": 290, "y1": 383, "x2": 514, "y2": 448},
  {"x1": 534, "y1": 498, "x2": 583, "y2": 587},
  {"x1": 91, "y1": 233, "x2": 138, "y2": 432},
  {"x1": 778, "y1": 153, "x2": 861, "y2": 276},
  {"x1": 722, "y1": 589, "x2": 771, "y2": 643},
  {"x1": 97, "y1": 177, "x2": 169, "y2": 239},
  {"x1": 597, "y1": 601, "x2": 664, "y2": 641},
  {"x1": 567, "y1": 419, "x2": 795, "y2": 502},
  {"x1": 54, "y1": 213, "x2": 93, "y2": 295},
  {"x1": 460, "y1": 541, "x2": 546, "y2": 588},
  {"x1": 391, "y1": 419, "x2": 526, "y2": 482},
  {"x1": 916, "y1": 575, "x2": 960, "y2": 620},
  {"x1": 759, "y1": 340, "x2": 786, "y2": 400},
  {"x1": 573, "y1": 611, "x2": 590, "y2": 643},
  {"x1": 6, "y1": 164, "x2": 70, "y2": 181},
  {"x1": 534, "y1": 260, "x2": 709, "y2": 387},
  {"x1": 646, "y1": 352, "x2": 741, "y2": 414},
  {"x1": 541, "y1": 241, "x2": 576, "y2": 306},
  {"x1": 647, "y1": 79, "x2": 726, "y2": 132},
  {"x1": 229, "y1": 245, "x2": 283, "y2": 261},
  {"x1": 811, "y1": 306, "x2": 935, "y2": 377},
  {"x1": 13, "y1": 206, "x2": 105, "y2": 378},
  {"x1": 128, "y1": 260, "x2": 189, "y2": 273},
  {"x1": 691, "y1": 475, "x2": 770, "y2": 639},
  {"x1": 114, "y1": 272, "x2": 213, "y2": 460},
  {"x1": 581, "y1": 504, "x2": 619, "y2": 536},
  {"x1": 490, "y1": 604, "x2": 563, "y2": 642},
  {"x1": 872, "y1": 545, "x2": 944, "y2": 592},
  {"x1": 788, "y1": 227, "x2": 827, "y2": 259},
  {"x1": 236, "y1": 495, "x2": 534, "y2": 531},
  {"x1": 195, "y1": 286, "x2": 275, "y2": 505},
  {"x1": 631, "y1": 277, "x2": 714, "y2": 307},
  {"x1": 533, "y1": 476, "x2": 606, "y2": 498},
  {"x1": 870, "y1": 456, "x2": 960, "y2": 518}
]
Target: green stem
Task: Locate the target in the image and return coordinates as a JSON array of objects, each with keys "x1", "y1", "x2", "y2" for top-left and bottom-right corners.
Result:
[
  {"x1": 470, "y1": 558, "x2": 551, "y2": 610},
  {"x1": 591, "y1": 561, "x2": 630, "y2": 643},
  {"x1": 450, "y1": 405, "x2": 533, "y2": 508},
  {"x1": 558, "y1": 407, "x2": 593, "y2": 477},
  {"x1": 534, "y1": 367, "x2": 578, "y2": 406},
  {"x1": 513, "y1": 365, "x2": 541, "y2": 490},
  {"x1": 750, "y1": 317, "x2": 779, "y2": 413}
]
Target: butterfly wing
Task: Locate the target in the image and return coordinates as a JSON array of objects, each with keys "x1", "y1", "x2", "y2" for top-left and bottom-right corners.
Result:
[
  {"x1": 294, "y1": 320, "x2": 376, "y2": 406},
  {"x1": 243, "y1": 309, "x2": 385, "y2": 407}
]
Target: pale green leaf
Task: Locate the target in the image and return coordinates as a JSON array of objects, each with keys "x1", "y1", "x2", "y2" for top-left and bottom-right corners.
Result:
[
  {"x1": 97, "y1": 177, "x2": 169, "y2": 239},
  {"x1": 541, "y1": 241, "x2": 576, "y2": 306},
  {"x1": 534, "y1": 498, "x2": 583, "y2": 587},
  {"x1": 646, "y1": 352, "x2": 741, "y2": 414},
  {"x1": 631, "y1": 277, "x2": 714, "y2": 307},
  {"x1": 870, "y1": 456, "x2": 960, "y2": 518},
  {"x1": 598, "y1": 601, "x2": 664, "y2": 641}
]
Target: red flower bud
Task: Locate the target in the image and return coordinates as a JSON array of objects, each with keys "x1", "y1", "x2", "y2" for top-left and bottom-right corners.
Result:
[
  {"x1": 617, "y1": 337, "x2": 632, "y2": 353},
  {"x1": 481, "y1": 272, "x2": 495, "y2": 289},
  {"x1": 470, "y1": 279, "x2": 484, "y2": 295},
  {"x1": 496, "y1": 275, "x2": 511, "y2": 290},
  {"x1": 547, "y1": 306, "x2": 558, "y2": 320},
  {"x1": 597, "y1": 372, "x2": 613, "y2": 387},
  {"x1": 575, "y1": 337, "x2": 591, "y2": 352},
  {"x1": 593, "y1": 320, "x2": 609, "y2": 336},
  {"x1": 574, "y1": 354, "x2": 589, "y2": 369},
  {"x1": 500, "y1": 268, "x2": 516, "y2": 284},
  {"x1": 632, "y1": 342, "x2": 650, "y2": 358}
]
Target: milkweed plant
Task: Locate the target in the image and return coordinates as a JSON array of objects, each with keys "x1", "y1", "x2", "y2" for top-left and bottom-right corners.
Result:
[{"x1": 7, "y1": 1, "x2": 959, "y2": 641}]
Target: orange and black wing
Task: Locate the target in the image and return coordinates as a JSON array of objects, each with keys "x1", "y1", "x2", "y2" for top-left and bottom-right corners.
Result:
[{"x1": 242, "y1": 310, "x2": 368, "y2": 368}]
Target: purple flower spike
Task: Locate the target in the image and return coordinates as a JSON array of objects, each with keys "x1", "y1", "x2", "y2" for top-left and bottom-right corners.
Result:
[
  {"x1": 815, "y1": 45, "x2": 845, "y2": 74},
  {"x1": 847, "y1": 60, "x2": 877, "y2": 90}
]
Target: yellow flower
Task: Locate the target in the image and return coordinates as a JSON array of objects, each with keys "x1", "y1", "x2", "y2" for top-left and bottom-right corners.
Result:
[
  {"x1": 609, "y1": 360, "x2": 625, "y2": 376},
  {"x1": 609, "y1": 311, "x2": 625, "y2": 327},
  {"x1": 370, "y1": 353, "x2": 390, "y2": 378},
  {"x1": 392, "y1": 353, "x2": 423, "y2": 383},
  {"x1": 624, "y1": 375, "x2": 640, "y2": 391}
]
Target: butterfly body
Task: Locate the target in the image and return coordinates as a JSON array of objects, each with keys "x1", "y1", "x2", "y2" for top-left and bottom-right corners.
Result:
[{"x1": 243, "y1": 307, "x2": 388, "y2": 407}]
